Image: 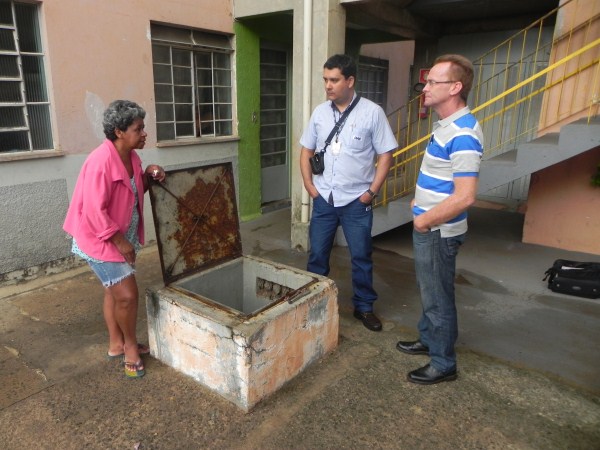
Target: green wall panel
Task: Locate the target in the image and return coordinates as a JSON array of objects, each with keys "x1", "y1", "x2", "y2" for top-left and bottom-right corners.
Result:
[{"x1": 235, "y1": 22, "x2": 262, "y2": 222}]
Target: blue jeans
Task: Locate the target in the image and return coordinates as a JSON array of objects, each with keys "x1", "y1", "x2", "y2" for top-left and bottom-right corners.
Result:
[
  {"x1": 308, "y1": 195, "x2": 376, "y2": 312},
  {"x1": 413, "y1": 229, "x2": 465, "y2": 373}
]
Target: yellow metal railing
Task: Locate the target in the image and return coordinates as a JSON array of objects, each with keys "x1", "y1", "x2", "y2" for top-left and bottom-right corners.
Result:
[{"x1": 376, "y1": 0, "x2": 600, "y2": 208}]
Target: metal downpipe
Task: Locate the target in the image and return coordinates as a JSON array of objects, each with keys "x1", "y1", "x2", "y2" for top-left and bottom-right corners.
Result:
[{"x1": 301, "y1": 0, "x2": 312, "y2": 223}]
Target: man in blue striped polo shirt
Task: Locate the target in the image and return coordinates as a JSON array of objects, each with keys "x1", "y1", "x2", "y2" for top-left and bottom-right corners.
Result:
[{"x1": 396, "y1": 54, "x2": 484, "y2": 384}]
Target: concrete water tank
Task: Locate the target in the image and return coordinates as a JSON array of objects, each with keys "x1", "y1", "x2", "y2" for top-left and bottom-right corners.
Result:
[{"x1": 145, "y1": 163, "x2": 338, "y2": 411}]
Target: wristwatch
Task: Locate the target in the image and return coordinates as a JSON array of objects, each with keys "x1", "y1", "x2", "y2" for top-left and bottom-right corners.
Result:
[{"x1": 366, "y1": 189, "x2": 378, "y2": 198}]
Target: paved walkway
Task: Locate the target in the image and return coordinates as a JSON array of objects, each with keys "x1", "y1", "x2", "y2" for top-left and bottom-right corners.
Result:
[{"x1": 1, "y1": 207, "x2": 599, "y2": 449}]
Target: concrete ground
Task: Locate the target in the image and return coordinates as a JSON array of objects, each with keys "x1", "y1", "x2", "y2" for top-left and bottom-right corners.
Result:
[{"x1": 1, "y1": 206, "x2": 599, "y2": 449}]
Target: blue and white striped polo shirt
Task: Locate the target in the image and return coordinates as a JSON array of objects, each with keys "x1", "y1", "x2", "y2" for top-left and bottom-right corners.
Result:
[{"x1": 413, "y1": 106, "x2": 483, "y2": 237}]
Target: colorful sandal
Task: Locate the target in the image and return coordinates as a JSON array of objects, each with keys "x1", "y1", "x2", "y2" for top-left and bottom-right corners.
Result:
[{"x1": 124, "y1": 360, "x2": 145, "y2": 378}]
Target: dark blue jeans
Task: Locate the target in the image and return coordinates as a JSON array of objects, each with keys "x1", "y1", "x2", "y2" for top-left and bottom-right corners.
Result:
[
  {"x1": 308, "y1": 195, "x2": 376, "y2": 312},
  {"x1": 413, "y1": 229, "x2": 465, "y2": 373}
]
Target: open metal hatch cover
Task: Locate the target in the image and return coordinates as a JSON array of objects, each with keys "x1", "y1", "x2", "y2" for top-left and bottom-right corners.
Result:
[{"x1": 148, "y1": 162, "x2": 242, "y2": 285}]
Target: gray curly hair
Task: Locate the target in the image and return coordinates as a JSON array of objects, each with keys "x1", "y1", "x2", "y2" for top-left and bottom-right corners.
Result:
[{"x1": 103, "y1": 100, "x2": 146, "y2": 141}]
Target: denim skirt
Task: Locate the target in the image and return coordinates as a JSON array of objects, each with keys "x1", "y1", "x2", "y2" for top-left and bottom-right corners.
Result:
[{"x1": 88, "y1": 260, "x2": 136, "y2": 288}]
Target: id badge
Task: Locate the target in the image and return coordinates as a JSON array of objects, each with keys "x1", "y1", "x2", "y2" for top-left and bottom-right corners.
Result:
[{"x1": 332, "y1": 140, "x2": 341, "y2": 155}]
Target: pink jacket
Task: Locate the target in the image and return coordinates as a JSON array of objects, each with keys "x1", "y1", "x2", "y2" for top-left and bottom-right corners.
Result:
[{"x1": 63, "y1": 139, "x2": 146, "y2": 262}]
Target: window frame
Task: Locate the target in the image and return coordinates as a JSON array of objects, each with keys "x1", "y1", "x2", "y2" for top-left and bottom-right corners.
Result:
[
  {"x1": 356, "y1": 55, "x2": 389, "y2": 110},
  {"x1": 150, "y1": 23, "x2": 235, "y2": 143},
  {"x1": 0, "y1": 0, "x2": 55, "y2": 159}
]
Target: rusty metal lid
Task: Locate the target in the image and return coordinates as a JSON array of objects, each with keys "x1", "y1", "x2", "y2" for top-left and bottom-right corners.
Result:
[{"x1": 148, "y1": 162, "x2": 242, "y2": 284}]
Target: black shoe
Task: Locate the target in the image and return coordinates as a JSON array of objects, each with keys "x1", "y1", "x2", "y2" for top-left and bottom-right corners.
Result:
[
  {"x1": 353, "y1": 310, "x2": 382, "y2": 332},
  {"x1": 407, "y1": 364, "x2": 457, "y2": 385},
  {"x1": 396, "y1": 340, "x2": 429, "y2": 355}
]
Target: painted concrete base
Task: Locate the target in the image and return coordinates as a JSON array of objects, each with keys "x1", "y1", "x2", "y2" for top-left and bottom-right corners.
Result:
[{"x1": 145, "y1": 255, "x2": 338, "y2": 412}]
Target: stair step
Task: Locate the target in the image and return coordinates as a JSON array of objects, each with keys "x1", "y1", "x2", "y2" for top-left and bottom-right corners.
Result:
[
  {"x1": 559, "y1": 119, "x2": 600, "y2": 152},
  {"x1": 484, "y1": 149, "x2": 518, "y2": 164},
  {"x1": 479, "y1": 117, "x2": 600, "y2": 194}
]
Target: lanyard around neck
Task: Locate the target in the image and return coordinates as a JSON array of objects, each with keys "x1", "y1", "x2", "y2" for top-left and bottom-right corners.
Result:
[{"x1": 324, "y1": 96, "x2": 360, "y2": 150}]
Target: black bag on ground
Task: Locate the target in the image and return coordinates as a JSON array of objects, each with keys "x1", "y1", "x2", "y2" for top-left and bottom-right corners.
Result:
[{"x1": 543, "y1": 259, "x2": 600, "y2": 299}]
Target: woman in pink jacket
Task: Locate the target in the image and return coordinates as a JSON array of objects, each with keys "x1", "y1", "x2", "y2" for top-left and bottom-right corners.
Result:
[{"x1": 64, "y1": 100, "x2": 165, "y2": 378}]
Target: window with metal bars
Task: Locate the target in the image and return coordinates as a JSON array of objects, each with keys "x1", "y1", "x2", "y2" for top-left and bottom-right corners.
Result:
[
  {"x1": 260, "y1": 48, "x2": 288, "y2": 168},
  {"x1": 356, "y1": 56, "x2": 389, "y2": 109},
  {"x1": 0, "y1": 1, "x2": 53, "y2": 154},
  {"x1": 151, "y1": 24, "x2": 234, "y2": 141}
]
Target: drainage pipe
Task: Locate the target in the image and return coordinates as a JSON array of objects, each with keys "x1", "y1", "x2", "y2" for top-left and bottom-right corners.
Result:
[{"x1": 300, "y1": 0, "x2": 312, "y2": 223}]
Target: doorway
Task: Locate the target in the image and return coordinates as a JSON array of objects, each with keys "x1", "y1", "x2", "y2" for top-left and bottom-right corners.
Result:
[{"x1": 259, "y1": 46, "x2": 290, "y2": 206}]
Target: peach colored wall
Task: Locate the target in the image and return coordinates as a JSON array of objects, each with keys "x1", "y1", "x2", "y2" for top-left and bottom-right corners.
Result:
[
  {"x1": 40, "y1": 0, "x2": 233, "y2": 155},
  {"x1": 523, "y1": 0, "x2": 600, "y2": 254},
  {"x1": 537, "y1": 0, "x2": 600, "y2": 135},
  {"x1": 523, "y1": 147, "x2": 600, "y2": 254}
]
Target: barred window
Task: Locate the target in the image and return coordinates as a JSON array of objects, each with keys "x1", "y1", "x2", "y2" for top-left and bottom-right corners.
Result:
[
  {"x1": 151, "y1": 24, "x2": 233, "y2": 141},
  {"x1": 0, "y1": 1, "x2": 53, "y2": 153},
  {"x1": 356, "y1": 56, "x2": 388, "y2": 109}
]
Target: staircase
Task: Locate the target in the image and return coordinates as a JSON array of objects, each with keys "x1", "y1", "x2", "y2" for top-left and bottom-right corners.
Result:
[
  {"x1": 479, "y1": 117, "x2": 600, "y2": 194},
  {"x1": 337, "y1": 114, "x2": 600, "y2": 245},
  {"x1": 337, "y1": 0, "x2": 600, "y2": 244}
]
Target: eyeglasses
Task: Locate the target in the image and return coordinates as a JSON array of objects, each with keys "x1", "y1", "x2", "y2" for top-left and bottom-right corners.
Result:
[{"x1": 425, "y1": 79, "x2": 457, "y2": 86}]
